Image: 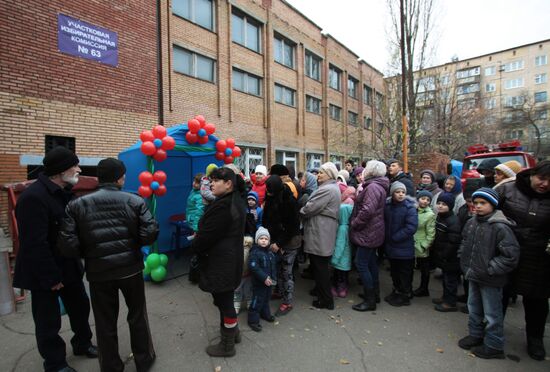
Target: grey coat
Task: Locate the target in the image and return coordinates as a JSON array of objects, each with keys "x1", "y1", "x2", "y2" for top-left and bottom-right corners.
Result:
[{"x1": 300, "y1": 180, "x2": 341, "y2": 257}]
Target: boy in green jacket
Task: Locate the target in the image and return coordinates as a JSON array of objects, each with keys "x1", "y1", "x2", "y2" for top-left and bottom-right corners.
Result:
[{"x1": 413, "y1": 190, "x2": 436, "y2": 297}]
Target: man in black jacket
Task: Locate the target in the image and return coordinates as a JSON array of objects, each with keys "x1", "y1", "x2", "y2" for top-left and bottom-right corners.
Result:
[
  {"x1": 387, "y1": 159, "x2": 415, "y2": 196},
  {"x1": 59, "y1": 158, "x2": 158, "y2": 372},
  {"x1": 13, "y1": 146, "x2": 96, "y2": 372}
]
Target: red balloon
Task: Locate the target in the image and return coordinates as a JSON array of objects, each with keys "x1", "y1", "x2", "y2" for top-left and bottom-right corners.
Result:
[
  {"x1": 141, "y1": 141, "x2": 157, "y2": 156},
  {"x1": 226, "y1": 138, "x2": 235, "y2": 148},
  {"x1": 186, "y1": 132, "x2": 198, "y2": 144},
  {"x1": 153, "y1": 184, "x2": 167, "y2": 196},
  {"x1": 224, "y1": 156, "x2": 234, "y2": 164},
  {"x1": 153, "y1": 149, "x2": 167, "y2": 162},
  {"x1": 153, "y1": 170, "x2": 167, "y2": 184},
  {"x1": 140, "y1": 130, "x2": 155, "y2": 143},
  {"x1": 204, "y1": 123, "x2": 216, "y2": 135},
  {"x1": 188, "y1": 119, "x2": 200, "y2": 133},
  {"x1": 232, "y1": 146, "x2": 242, "y2": 158},
  {"x1": 138, "y1": 171, "x2": 154, "y2": 185},
  {"x1": 195, "y1": 115, "x2": 206, "y2": 127},
  {"x1": 198, "y1": 136, "x2": 209, "y2": 145},
  {"x1": 138, "y1": 185, "x2": 153, "y2": 198},
  {"x1": 215, "y1": 140, "x2": 227, "y2": 152},
  {"x1": 215, "y1": 152, "x2": 225, "y2": 160},
  {"x1": 161, "y1": 136, "x2": 175, "y2": 150},
  {"x1": 152, "y1": 125, "x2": 167, "y2": 139}
]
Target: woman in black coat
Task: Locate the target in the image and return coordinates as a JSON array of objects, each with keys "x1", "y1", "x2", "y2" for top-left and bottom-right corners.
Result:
[{"x1": 190, "y1": 167, "x2": 246, "y2": 358}]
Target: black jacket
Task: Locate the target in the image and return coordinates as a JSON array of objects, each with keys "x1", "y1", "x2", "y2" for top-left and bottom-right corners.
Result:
[
  {"x1": 190, "y1": 190, "x2": 246, "y2": 293},
  {"x1": 459, "y1": 210, "x2": 520, "y2": 288},
  {"x1": 392, "y1": 172, "x2": 416, "y2": 197},
  {"x1": 13, "y1": 173, "x2": 84, "y2": 291},
  {"x1": 432, "y1": 211, "x2": 462, "y2": 271},
  {"x1": 498, "y1": 170, "x2": 550, "y2": 298},
  {"x1": 58, "y1": 184, "x2": 159, "y2": 282},
  {"x1": 263, "y1": 180, "x2": 301, "y2": 248}
]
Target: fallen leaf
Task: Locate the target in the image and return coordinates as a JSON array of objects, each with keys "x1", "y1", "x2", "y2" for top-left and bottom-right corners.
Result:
[
  {"x1": 363, "y1": 340, "x2": 368, "y2": 344},
  {"x1": 436, "y1": 348, "x2": 444, "y2": 353},
  {"x1": 339, "y1": 359, "x2": 350, "y2": 365},
  {"x1": 330, "y1": 315, "x2": 336, "y2": 319},
  {"x1": 384, "y1": 318, "x2": 390, "y2": 322},
  {"x1": 214, "y1": 367, "x2": 222, "y2": 372},
  {"x1": 274, "y1": 321, "x2": 279, "y2": 325},
  {"x1": 377, "y1": 342, "x2": 383, "y2": 346},
  {"x1": 468, "y1": 352, "x2": 476, "y2": 358}
]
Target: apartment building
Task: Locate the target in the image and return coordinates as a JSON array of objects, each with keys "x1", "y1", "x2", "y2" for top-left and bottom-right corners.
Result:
[{"x1": 161, "y1": 0, "x2": 385, "y2": 174}]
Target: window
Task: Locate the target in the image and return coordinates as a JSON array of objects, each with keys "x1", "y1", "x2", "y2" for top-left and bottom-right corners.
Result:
[
  {"x1": 305, "y1": 95, "x2": 321, "y2": 114},
  {"x1": 375, "y1": 92, "x2": 384, "y2": 110},
  {"x1": 503, "y1": 95, "x2": 525, "y2": 107},
  {"x1": 348, "y1": 76, "x2": 358, "y2": 99},
  {"x1": 305, "y1": 50, "x2": 321, "y2": 81},
  {"x1": 485, "y1": 83, "x2": 496, "y2": 93},
  {"x1": 329, "y1": 64, "x2": 341, "y2": 91},
  {"x1": 504, "y1": 78, "x2": 524, "y2": 90},
  {"x1": 503, "y1": 60, "x2": 524, "y2": 72},
  {"x1": 535, "y1": 73, "x2": 547, "y2": 84},
  {"x1": 507, "y1": 129, "x2": 524, "y2": 140},
  {"x1": 440, "y1": 75, "x2": 450, "y2": 85},
  {"x1": 172, "y1": 0, "x2": 214, "y2": 31},
  {"x1": 364, "y1": 116, "x2": 372, "y2": 129},
  {"x1": 417, "y1": 76, "x2": 435, "y2": 92},
  {"x1": 329, "y1": 104, "x2": 341, "y2": 121},
  {"x1": 274, "y1": 84, "x2": 295, "y2": 106},
  {"x1": 173, "y1": 45, "x2": 215, "y2": 82},
  {"x1": 456, "y1": 67, "x2": 480, "y2": 79},
  {"x1": 232, "y1": 10, "x2": 261, "y2": 52},
  {"x1": 457, "y1": 83, "x2": 480, "y2": 95},
  {"x1": 363, "y1": 85, "x2": 373, "y2": 105},
  {"x1": 485, "y1": 98, "x2": 496, "y2": 110},
  {"x1": 535, "y1": 55, "x2": 547, "y2": 66},
  {"x1": 535, "y1": 109, "x2": 548, "y2": 120},
  {"x1": 232, "y1": 68, "x2": 262, "y2": 96},
  {"x1": 306, "y1": 153, "x2": 323, "y2": 170},
  {"x1": 45, "y1": 135, "x2": 75, "y2": 153},
  {"x1": 485, "y1": 66, "x2": 496, "y2": 76},
  {"x1": 234, "y1": 147, "x2": 265, "y2": 177},
  {"x1": 330, "y1": 155, "x2": 342, "y2": 170},
  {"x1": 348, "y1": 111, "x2": 358, "y2": 126},
  {"x1": 535, "y1": 91, "x2": 547, "y2": 103},
  {"x1": 274, "y1": 34, "x2": 294, "y2": 68},
  {"x1": 275, "y1": 151, "x2": 297, "y2": 171}
]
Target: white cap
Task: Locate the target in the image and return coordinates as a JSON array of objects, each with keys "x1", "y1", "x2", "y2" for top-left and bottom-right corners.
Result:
[{"x1": 255, "y1": 165, "x2": 267, "y2": 175}]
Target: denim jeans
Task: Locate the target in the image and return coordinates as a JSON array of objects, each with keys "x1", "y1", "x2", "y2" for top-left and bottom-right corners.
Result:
[
  {"x1": 468, "y1": 281, "x2": 504, "y2": 350},
  {"x1": 355, "y1": 247, "x2": 379, "y2": 290},
  {"x1": 442, "y1": 270, "x2": 460, "y2": 306}
]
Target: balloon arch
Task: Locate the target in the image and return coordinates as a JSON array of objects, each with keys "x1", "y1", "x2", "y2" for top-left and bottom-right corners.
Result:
[{"x1": 138, "y1": 115, "x2": 241, "y2": 282}]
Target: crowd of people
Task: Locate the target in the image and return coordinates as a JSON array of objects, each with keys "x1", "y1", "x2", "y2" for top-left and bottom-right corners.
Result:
[{"x1": 12, "y1": 146, "x2": 550, "y2": 371}]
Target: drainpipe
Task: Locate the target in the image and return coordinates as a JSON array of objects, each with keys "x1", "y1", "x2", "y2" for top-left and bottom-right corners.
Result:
[{"x1": 156, "y1": 0, "x2": 164, "y2": 125}]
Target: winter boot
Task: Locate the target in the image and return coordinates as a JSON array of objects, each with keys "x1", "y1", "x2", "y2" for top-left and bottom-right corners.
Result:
[
  {"x1": 206, "y1": 327, "x2": 236, "y2": 357},
  {"x1": 458, "y1": 335, "x2": 483, "y2": 350},
  {"x1": 471, "y1": 344, "x2": 505, "y2": 359},
  {"x1": 387, "y1": 292, "x2": 410, "y2": 307},
  {"x1": 352, "y1": 288, "x2": 376, "y2": 312},
  {"x1": 527, "y1": 336, "x2": 546, "y2": 361},
  {"x1": 234, "y1": 325, "x2": 241, "y2": 344},
  {"x1": 384, "y1": 289, "x2": 399, "y2": 303}
]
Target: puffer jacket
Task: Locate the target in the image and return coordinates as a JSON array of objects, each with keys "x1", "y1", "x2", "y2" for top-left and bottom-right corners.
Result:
[
  {"x1": 432, "y1": 211, "x2": 462, "y2": 271},
  {"x1": 191, "y1": 190, "x2": 246, "y2": 293},
  {"x1": 349, "y1": 176, "x2": 389, "y2": 248},
  {"x1": 58, "y1": 185, "x2": 159, "y2": 282},
  {"x1": 248, "y1": 245, "x2": 278, "y2": 285},
  {"x1": 384, "y1": 196, "x2": 418, "y2": 259},
  {"x1": 331, "y1": 204, "x2": 353, "y2": 271},
  {"x1": 414, "y1": 206, "x2": 436, "y2": 258},
  {"x1": 186, "y1": 188, "x2": 204, "y2": 232},
  {"x1": 498, "y1": 170, "x2": 550, "y2": 298},
  {"x1": 459, "y1": 210, "x2": 520, "y2": 288}
]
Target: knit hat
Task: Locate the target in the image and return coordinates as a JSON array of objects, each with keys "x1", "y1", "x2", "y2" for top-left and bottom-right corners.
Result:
[
  {"x1": 417, "y1": 190, "x2": 433, "y2": 202},
  {"x1": 255, "y1": 226, "x2": 270, "y2": 244},
  {"x1": 337, "y1": 169, "x2": 350, "y2": 184},
  {"x1": 320, "y1": 162, "x2": 338, "y2": 180},
  {"x1": 390, "y1": 181, "x2": 406, "y2": 195},
  {"x1": 495, "y1": 160, "x2": 522, "y2": 178},
  {"x1": 254, "y1": 164, "x2": 268, "y2": 176},
  {"x1": 363, "y1": 160, "x2": 387, "y2": 178},
  {"x1": 206, "y1": 163, "x2": 218, "y2": 177},
  {"x1": 353, "y1": 166, "x2": 365, "y2": 177},
  {"x1": 247, "y1": 191, "x2": 259, "y2": 203},
  {"x1": 472, "y1": 187, "x2": 499, "y2": 208},
  {"x1": 420, "y1": 169, "x2": 436, "y2": 183},
  {"x1": 476, "y1": 158, "x2": 501, "y2": 173},
  {"x1": 437, "y1": 192, "x2": 456, "y2": 210},
  {"x1": 97, "y1": 158, "x2": 126, "y2": 184},
  {"x1": 43, "y1": 146, "x2": 79, "y2": 176},
  {"x1": 270, "y1": 164, "x2": 290, "y2": 176}
]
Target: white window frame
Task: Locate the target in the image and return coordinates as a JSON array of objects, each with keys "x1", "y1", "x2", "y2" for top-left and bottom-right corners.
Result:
[
  {"x1": 232, "y1": 10, "x2": 261, "y2": 52},
  {"x1": 535, "y1": 91, "x2": 548, "y2": 103},
  {"x1": 364, "y1": 116, "x2": 372, "y2": 129},
  {"x1": 535, "y1": 73, "x2": 547, "y2": 85},
  {"x1": 504, "y1": 78, "x2": 524, "y2": 90},
  {"x1": 274, "y1": 84, "x2": 296, "y2": 107},
  {"x1": 305, "y1": 95, "x2": 321, "y2": 114},
  {"x1": 305, "y1": 50, "x2": 321, "y2": 81},
  {"x1": 172, "y1": 0, "x2": 215, "y2": 31},
  {"x1": 232, "y1": 68, "x2": 262, "y2": 96},
  {"x1": 348, "y1": 76, "x2": 358, "y2": 99},
  {"x1": 306, "y1": 153, "x2": 323, "y2": 170},
  {"x1": 173, "y1": 45, "x2": 216, "y2": 83},
  {"x1": 348, "y1": 111, "x2": 358, "y2": 126},
  {"x1": 503, "y1": 60, "x2": 524, "y2": 72},
  {"x1": 535, "y1": 55, "x2": 547, "y2": 66},
  {"x1": 235, "y1": 146, "x2": 265, "y2": 177},
  {"x1": 485, "y1": 66, "x2": 496, "y2": 76},
  {"x1": 275, "y1": 150, "x2": 298, "y2": 171},
  {"x1": 329, "y1": 104, "x2": 342, "y2": 121},
  {"x1": 363, "y1": 85, "x2": 373, "y2": 105},
  {"x1": 485, "y1": 97, "x2": 496, "y2": 110},
  {"x1": 329, "y1": 64, "x2": 341, "y2": 91},
  {"x1": 274, "y1": 34, "x2": 295, "y2": 68},
  {"x1": 485, "y1": 83, "x2": 496, "y2": 93}
]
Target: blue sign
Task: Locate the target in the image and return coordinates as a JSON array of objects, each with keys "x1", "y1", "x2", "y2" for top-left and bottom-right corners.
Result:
[{"x1": 57, "y1": 14, "x2": 118, "y2": 67}]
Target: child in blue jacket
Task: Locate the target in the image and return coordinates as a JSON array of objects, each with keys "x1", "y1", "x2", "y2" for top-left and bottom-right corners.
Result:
[
  {"x1": 247, "y1": 227, "x2": 277, "y2": 332},
  {"x1": 247, "y1": 191, "x2": 263, "y2": 229},
  {"x1": 186, "y1": 173, "x2": 205, "y2": 232}
]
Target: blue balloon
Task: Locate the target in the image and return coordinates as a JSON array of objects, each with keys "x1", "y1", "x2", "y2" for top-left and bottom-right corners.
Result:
[
  {"x1": 154, "y1": 138, "x2": 162, "y2": 148},
  {"x1": 225, "y1": 148, "x2": 233, "y2": 156},
  {"x1": 198, "y1": 128, "x2": 206, "y2": 137},
  {"x1": 150, "y1": 181, "x2": 160, "y2": 190}
]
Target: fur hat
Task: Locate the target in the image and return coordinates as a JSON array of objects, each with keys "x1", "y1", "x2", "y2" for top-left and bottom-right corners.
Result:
[
  {"x1": 254, "y1": 164, "x2": 268, "y2": 176},
  {"x1": 437, "y1": 192, "x2": 456, "y2": 210},
  {"x1": 320, "y1": 162, "x2": 338, "y2": 180},
  {"x1": 43, "y1": 146, "x2": 79, "y2": 176},
  {"x1": 270, "y1": 164, "x2": 290, "y2": 176},
  {"x1": 255, "y1": 226, "x2": 270, "y2": 244},
  {"x1": 97, "y1": 158, "x2": 126, "y2": 184},
  {"x1": 205, "y1": 163, "x2": 218, "y2": 177},
  {"x1": 416, "y1": 190, "x2": 433, "y2": 202},
  {"x1": 472, "y1": 187, "x2": 499, "y2": 208},
  {"x1": 390, "y1": 181, "x2": 406, "y2": 195},
  {"x1": 420, "y1": 169, "x2": 436, "y2": 183},
  {"x1": 495, "y1": 160, "x2": 522, "y2": 178},
  {"x1": 363, "y1": 160, "x2": 387, "y2": 178}
]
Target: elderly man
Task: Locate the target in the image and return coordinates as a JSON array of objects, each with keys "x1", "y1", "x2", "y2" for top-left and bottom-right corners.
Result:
[
  {"x1": 59, "y1": 158, "x2": 158, "y2": 372},
  {"x1": 13, "y1": 146, "x2": 96, "y2": 372}
]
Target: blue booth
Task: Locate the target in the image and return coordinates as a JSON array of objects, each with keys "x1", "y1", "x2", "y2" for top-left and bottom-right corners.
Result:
[{"x1": 119, "y1": 123, "x2": 221, "y2": 252}]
